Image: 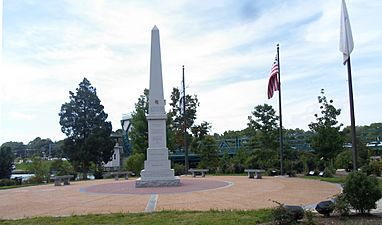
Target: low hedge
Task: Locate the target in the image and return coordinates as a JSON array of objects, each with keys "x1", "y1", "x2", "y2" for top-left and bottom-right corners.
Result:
[{"x1": 0, "y1": 179, "x2": 16, "y2": 186}]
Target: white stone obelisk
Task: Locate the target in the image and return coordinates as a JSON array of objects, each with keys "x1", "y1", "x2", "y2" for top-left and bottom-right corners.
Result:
[{"x1": 135, "y1": 26, "x2": 180, "y2": 187}]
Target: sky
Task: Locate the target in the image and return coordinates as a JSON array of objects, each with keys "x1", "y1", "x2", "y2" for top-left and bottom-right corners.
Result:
[{"x1": 1, "y1": 0, "x2": 381, "y2": 145}]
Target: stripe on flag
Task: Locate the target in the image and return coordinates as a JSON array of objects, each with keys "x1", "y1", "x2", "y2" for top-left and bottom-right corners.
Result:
[{"x1": 267, "y1": 54, "x2": 279, "y2": 99}]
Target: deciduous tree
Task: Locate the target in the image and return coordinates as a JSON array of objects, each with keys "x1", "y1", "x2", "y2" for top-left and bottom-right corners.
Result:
[
  {"x1": 129, "y1": 89, "x2": 149, "y2": 155},
  {"x1": 196, "y1": 135, "x2": 219, "y2": 171},
  {"x1": 168, "y1": 87, "x2": 200, "y2": 151},
  {"x1": 190, "y1": 121, "x2": 211, "y2": 153},
  {"x1": 1, "y1": 142, "x2": 26, "y2": 158},
  {"x1": 308, "y1": 89, "x2": 344, "y2": 161},
  {"x1": 27, "y1": 137, "x2": 53, "y2": 157}
]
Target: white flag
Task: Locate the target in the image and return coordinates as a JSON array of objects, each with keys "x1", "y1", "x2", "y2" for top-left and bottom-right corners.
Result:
[
  {"x1": 339, "y1": 0, "x2": 354, "y2": 65},
  {"x1": 179, "y1": 79, "x2": 185, "y2": 114}
]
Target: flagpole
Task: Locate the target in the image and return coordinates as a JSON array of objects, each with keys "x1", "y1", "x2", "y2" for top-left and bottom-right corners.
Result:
[
  {"x1": 346, "y1": 57, "x2": 357, "y2": 171},
  {"x1": 182, "y1": 65, "x2": 189, "y2": 174},
  {"x1": 276, "y1": 44, "x2": 284, "y2": 176},
  {"x1": 340, "y1": 0, "x2": 357, "y2": 171}
]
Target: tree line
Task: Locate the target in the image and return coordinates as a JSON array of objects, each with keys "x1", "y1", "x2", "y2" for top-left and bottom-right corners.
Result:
[
  {"x1": 1, "y1": 78, "x2": 381, "y2": 181},
  {"x1": 125, "y1": 85, "x2": 381, "y2": 177}
]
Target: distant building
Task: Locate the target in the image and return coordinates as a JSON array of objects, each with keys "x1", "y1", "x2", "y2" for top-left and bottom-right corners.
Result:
[
  {"x1": 366, "y1": 141, "x2": 382, "y2": 148},
  {"x1": 104, "y1": 143, "x2": 123, "y2": 171}
]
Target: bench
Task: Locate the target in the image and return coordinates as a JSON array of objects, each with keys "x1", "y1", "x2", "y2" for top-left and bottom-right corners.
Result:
[
  {"x1": 244, "y1": 169, "x2": 265, "y2": 179},
  {"x1": 335, "y1": 169, "x2": 348, "y2": 176},
  {"x1": 110, "y1": 171, "x2": 132, "y2": 180},
  {"x1": 308, "y1": 171, "x2": 315, "y2": 176},
  {"x1": 188, "y1": 169, "x2": 209, "y2": 177},
  {"x1": 52, "y1": 175, "x2": 74, "y2": 186}
]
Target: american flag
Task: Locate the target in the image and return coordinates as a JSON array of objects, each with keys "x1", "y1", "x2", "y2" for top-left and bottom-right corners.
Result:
[{"x1": 267, "y1": 53, "x2": 279, "y2": 99}]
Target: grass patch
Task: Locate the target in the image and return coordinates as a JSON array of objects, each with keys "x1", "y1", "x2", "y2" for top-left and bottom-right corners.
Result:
[
  {"x1": 0, "y1": 183, "x2": 44, "y2": 190},
  {"x1": 0, "y1": 185, "x2": 19, "y2": 190},
  {"x1": 14, "y1": 162, "x2": 30, "y2": 171},
  {"x1": 301, "y1": 175, "x2": 382, "y2": 192},
  {"x1": 301, "y1": 175, "x2": 347, "y2": 184},
  {"x1": 0, "y1": 209, "x2": 273, "y2": 225},
  {"x1": 1, "y1": 209, "x2": 381, "y2": 225}
]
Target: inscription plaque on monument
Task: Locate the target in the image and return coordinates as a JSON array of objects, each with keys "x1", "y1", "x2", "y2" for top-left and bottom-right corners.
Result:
[{"x1": 135, "y1": 26, "x2": 180, "y2": 187}]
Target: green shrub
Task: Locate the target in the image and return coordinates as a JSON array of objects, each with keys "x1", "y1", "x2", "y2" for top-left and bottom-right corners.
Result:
[
  {"x1": 291, "y1": 160, "x2": 304, "y2": 174},
  {"x1": 28, "y1": 176, "x2": 45, "y2": 184},
  {"x1": 92, "y1": 164, "x2": 104, "y2": 179},
  {"x1": 50, "y1": 159, "x2": 75, "y2": 176},
  {"x1": 369, "y1": 160, "x2": 381, "y2": 176},
  {"x1": 271, "y1": 201, "x2": 301, "y2": 225},
  {"x1": 360, "y1": 164, "x2": 372, "y2": 175},
  {"x1": 286, "y1": 170, "x2": 296, "y2": 177},
  {"x1": 334, "y1": 193, "x2": 350, "y2": 216},
  {"x1": 218, "y1": 151, "x2": 230, "y2": 174},
  {"x1": 266, "y1": 169, "x2": 279, "y2": 176},
  {"x1": 28, "y1": 157, "x2": 51, "y2": 183},
  {"x1": 304, "y1": 210, "x2": 316, "y2": 225},
  {"x1": 334, "y1": 150, "x2": 352, "y2": 171},
  {"x1": 173, "y1": 163, "x2": 185, "y2": 176},
  {"x1": 124, "y1": 153, "x2": 145, "y2": 176},
  {"x1": 362, "y1": 160, "x2": 382, "y2": 176},
  {"x1": 0, "y1": 179, "x2": 16, "y2": 186},
  {"x1": 272, "y1": 205, "x2": 296, "y2": 225},
  {"x1": 343, "y1": 172, "x2": 382, "y2": 214},
  {"x1": 323, "y1": 167, "x2": 334, "y2": 178},
  {"x1": 245, "y1": 155, "x2": 259, "y2": 169}
]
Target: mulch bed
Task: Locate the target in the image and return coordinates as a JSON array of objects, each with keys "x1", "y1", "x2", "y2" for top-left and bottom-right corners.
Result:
[{"x1": 311, "y1": 213, "x2": 382, "y2": 225}]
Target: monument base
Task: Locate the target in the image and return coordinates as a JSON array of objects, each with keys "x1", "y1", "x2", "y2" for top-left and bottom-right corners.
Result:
[{"x1": 135, "y1": 177, "x2": 181, "y2": 188}]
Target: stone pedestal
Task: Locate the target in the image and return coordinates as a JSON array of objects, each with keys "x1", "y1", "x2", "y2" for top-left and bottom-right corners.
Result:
[{"x1": 136, "y1": 26, "x2": 180, "y2": 188}]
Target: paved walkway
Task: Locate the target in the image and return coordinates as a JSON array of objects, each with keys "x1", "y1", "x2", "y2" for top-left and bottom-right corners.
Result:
[{"x1": 0, "y1": 176, "x2": 341, "y2": 219}]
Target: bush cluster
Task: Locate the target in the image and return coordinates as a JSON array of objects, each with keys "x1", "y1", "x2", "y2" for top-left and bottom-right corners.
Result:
[
  {"x1": 0, "y1": 179, "x2": 16, "y2": 186},
  {"x1": 173, "y1": 163, "x2": 185, "y2": 176},
  {"x1": 124, "y1": 153, "x2": 145, "y2": 176},
  {"x1": 50, "y1": 159, "x2": 75, "y2": 176},
  {"x1": 272, "y1": 204, "x2": 297, "y2": 225},
  {"x1": 334, "y1": 172, "x2": 382, "y2": 215},
  {"x1": 334, "y1": 193, "x2": 350, "y2": 216},
  {"x1": 342, "y1": 172, "x2": 382, "y2": 214}
]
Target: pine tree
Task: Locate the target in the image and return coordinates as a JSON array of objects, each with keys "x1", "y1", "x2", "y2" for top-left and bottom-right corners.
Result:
[
  {"x1": 59, "y1": 78, "x2": 114, "y2": 179},
  {"x1": 0, "y1": 146, "x2": 15, "y2": 179}
]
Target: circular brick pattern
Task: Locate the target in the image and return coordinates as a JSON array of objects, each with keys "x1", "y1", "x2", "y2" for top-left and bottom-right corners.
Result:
[
  {"x1": 82, "y1": 178, "x2": 232, "y2": 195},
  {"x1": 0, "y1": 176, "x2": 343, "y2": 219}
]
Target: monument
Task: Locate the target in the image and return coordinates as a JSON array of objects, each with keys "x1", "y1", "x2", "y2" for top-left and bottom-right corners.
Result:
[{"x1": 135, "y1": 26, "x2": 180, "y2": 187}]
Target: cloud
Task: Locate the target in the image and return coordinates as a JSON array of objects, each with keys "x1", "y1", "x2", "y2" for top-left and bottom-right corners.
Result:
[
  {"x1": 1, "y1": 0, "x2": 381, "y2": 144},
  {"x1": 8, "y1": 111, "x2": 36, "y2": 121}
]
